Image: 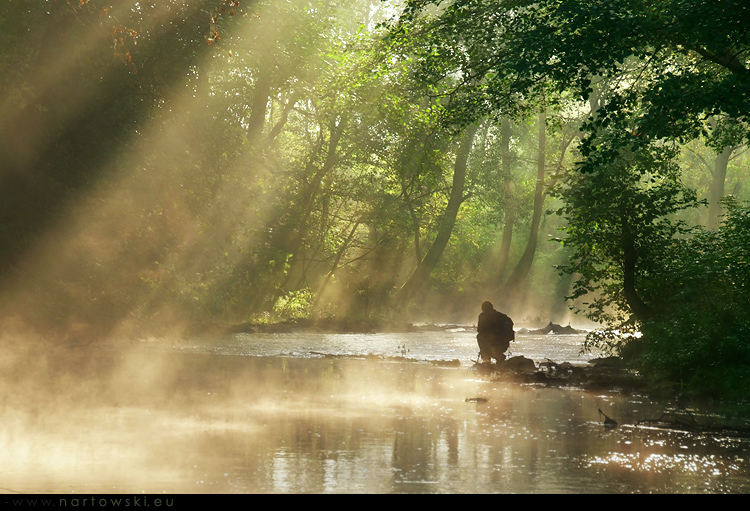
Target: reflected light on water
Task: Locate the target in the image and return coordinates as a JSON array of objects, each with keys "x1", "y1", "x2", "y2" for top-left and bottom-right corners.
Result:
[
  {"x1": 581, "y1": 424, "x2": 750, "y2": 493},
  {"x1": 1, "y1": 342, "x2": 749, "y2": 494}
]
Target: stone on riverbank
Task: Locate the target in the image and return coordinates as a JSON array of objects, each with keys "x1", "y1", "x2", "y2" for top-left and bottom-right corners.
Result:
[{"x1": 474, "y1": 356, "x2": 644, "y2": 393}]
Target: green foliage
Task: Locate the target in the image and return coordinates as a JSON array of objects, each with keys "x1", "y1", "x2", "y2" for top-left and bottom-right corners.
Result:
[
  {"x1": 272, "y1": 289, "x2": 315, "y2": 320},
  {"x1": 635, "y1": 201, "x2": 750, "y2": 398},
  {"x1": 398, "y1": 0, "x2": 750, "y2": 166},
  {"x1": 553, "y1": 142, "x2": 703, "y2": 326}
]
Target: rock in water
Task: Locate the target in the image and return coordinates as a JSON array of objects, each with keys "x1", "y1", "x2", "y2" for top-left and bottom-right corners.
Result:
[
  {"x1": 527, "y1": 322, "x2": 583, "y2": 335},
  {"x1": 503, "y1": 356, "x2": 537, "y2": 373}
]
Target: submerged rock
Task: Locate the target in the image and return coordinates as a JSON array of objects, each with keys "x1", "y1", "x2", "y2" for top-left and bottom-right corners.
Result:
[
  {"x1": 471, "y1": 355, "x2": 537, "y2": 377},
  {"x1": 526, "y1": 322, "x2": 585, "y2": 335},
  {"x1": 503, "y1": 355, "x2": 537, "y2": 373}
]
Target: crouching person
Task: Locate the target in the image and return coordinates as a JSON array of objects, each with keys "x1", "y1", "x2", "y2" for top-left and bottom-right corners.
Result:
[{"x1": 477, "y1": 300, "x2": 514, "y2": 364}]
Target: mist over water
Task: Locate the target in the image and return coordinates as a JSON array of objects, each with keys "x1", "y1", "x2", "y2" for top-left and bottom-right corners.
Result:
[{"x1": 2, "y1": 333, "x2": 749, "y2": 494}]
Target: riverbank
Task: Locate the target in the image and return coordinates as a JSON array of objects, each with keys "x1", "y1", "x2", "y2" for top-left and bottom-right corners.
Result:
[
  {"x1": 476, "y1": 356, "x2": 646, "y2": 394},
  {"x1": 306, "y1": 351, "x2": 645, "y2": 395}
]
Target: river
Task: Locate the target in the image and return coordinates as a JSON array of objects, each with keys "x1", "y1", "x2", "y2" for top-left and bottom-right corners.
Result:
[{"x1": 1, "y1": 330, "x2": 749, "y2": 494}]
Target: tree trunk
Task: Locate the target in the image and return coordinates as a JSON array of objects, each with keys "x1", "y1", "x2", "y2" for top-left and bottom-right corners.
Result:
[
  {"x1": 707, "y1": 145, "x2": 733, "y2": 230},
  {"x1": 314, "y1": 219, "x2": 361, "y2": 306},
  {"x1": 496, "y1": 117, "x2": 514, "y2": 284},
  {"x1": 397, "y1": 124, "x2": 478, "y2": 305},
  {"x1": 277, "y1": 117, "x2": 347, "y2": 290},
  {"x1": 621, "y1": 216, "x2": 654, "y2": 321},
  {"x1": 267, "y1": 91, "x2": 301, "y2": 143},
  {"x1": 246, "y1": 71, "x2": 271, "y2": 143},
  {"x1": 505, "y1": 112, "x2": 547, "y2": 292}
]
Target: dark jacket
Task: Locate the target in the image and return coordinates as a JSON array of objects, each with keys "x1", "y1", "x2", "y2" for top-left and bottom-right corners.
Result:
[{"x1": 478, "y1": 309, "x2": 514, "y2": 342}]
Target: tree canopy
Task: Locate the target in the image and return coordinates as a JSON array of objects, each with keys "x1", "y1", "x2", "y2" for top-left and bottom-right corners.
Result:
[{"x1": 397, "y1": 0, "x2": 750, "y2": 154}]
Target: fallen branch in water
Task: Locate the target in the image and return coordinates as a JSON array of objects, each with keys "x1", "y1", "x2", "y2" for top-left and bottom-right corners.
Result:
[{"x1": 636, "y1": 411, "x2": 750, "y2": 439}]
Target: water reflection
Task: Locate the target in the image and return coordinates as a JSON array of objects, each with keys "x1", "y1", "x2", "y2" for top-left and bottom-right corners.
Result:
[{"x1": 1, "y1": 349, "x2": 749, "y2": 494}]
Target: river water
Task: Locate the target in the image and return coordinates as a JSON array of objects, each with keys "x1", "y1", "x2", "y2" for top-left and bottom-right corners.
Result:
[{"x1": 1, "y1": 330, "x2": 749, "y2": 494}]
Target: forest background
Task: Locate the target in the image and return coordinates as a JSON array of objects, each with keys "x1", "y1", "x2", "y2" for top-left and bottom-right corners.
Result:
[{"x1": 1, "y1": 0, "x2": 749, "y2": 398}]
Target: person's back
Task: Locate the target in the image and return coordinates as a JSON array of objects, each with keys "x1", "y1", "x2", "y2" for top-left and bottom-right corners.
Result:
[{"x1": 477, "y1": 301, "x2": 514, "y2": 363}]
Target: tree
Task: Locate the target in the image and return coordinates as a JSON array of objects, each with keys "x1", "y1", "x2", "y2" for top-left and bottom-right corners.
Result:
[
  {"x1": 395, "y1": 0, "x2": 750, "y2": 320},
  {"x1": 396, "y1": 0, "x2": 750, "y2": 172},
  {"x1": 504, "y1": 111, "x2": 547, "y2": 292},
  {"x1": 396, "y1": 123, "x2": 479, "y2": 305},
  {"x1": 494, "y1": 116, "x2": 515, "y2": 284},
  {"x1": 553, "y1": 141, "x2": 703, "y2": 331},
  {"x1": 636, "y1": 200, "x2": 750, "y2": 398}
]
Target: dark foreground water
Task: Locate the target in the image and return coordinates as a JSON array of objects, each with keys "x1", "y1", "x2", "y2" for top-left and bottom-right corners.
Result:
[{"x1": 1, "y1": 332, "x2": 749, "y2": 494}]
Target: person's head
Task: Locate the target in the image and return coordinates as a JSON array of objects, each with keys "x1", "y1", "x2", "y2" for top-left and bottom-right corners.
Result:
[{"x1": 481, "y1": 301, "x2": 494, "y2": 313}]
